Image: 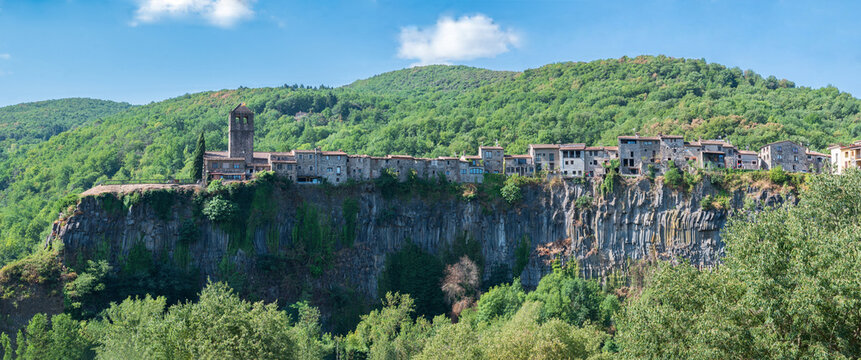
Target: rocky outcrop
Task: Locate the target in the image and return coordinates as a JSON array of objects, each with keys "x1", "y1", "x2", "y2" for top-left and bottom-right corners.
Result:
[{"x1": 48, "y1": 178, "x2": 789, "y2": 302}]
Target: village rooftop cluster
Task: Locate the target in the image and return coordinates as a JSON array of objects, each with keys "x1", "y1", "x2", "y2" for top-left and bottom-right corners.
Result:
[{"x1": 204, "y1": 104, "x2": 842, "y2": 185}]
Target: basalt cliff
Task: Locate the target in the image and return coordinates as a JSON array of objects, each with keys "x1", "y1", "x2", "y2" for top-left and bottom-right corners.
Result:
[{"x1": 46, "y1": 177, "x2": 789, "y2": 308}]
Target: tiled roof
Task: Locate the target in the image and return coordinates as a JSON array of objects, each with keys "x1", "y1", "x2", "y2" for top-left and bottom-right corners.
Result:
[
  {"x1": 529, "y1": 144, "x2": 560, "y2": 149},
  {"x1": 618, "y1": 136, "x2": 660, "y2": 141}
]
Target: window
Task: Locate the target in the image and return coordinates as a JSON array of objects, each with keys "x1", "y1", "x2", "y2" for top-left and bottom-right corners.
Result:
[
  {"x1": 277, "y1": 164, "x2": 283, "y2": 170},
  {"x1": 461, "y1": 169, "x2": 467, "y2": 174},
  {"x1": 211, "y1": 162, "x2": 218, "y2": 169},
  {"x1": 234, "y1": 163, "x2": 241, "y2": 169},
  {"x1": 336, "y1": 166, "x2": 341, "y2": 174},
  {"x1": 549, "y1": 154, "x2": 555, "y2": 161}
]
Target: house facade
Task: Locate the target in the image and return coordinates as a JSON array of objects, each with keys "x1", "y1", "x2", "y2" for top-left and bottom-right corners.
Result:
[{"x1": 203, "y1": 104, "x2": 834, "y2": 184}]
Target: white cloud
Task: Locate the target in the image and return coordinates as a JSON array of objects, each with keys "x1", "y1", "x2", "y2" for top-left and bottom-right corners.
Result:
[
  {"x1": 132, "y1": 0, "x2": 255, "y2": 28},
  {"x1": 0, "y1": 53, "x2": 9, "y2": 60},
  {"x1": 398, "y1": 14, "x2": 520, "y2": 66}
]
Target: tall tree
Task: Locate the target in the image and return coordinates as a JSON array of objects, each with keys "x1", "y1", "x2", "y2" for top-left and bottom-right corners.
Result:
[{"x1": 191, "y1": 132, "x2": 205, "y2": 181}]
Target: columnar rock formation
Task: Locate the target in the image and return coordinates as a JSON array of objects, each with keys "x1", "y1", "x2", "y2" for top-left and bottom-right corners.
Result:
[{"x1": 48, "y1": 179, "x2": 788, "y2": 301}]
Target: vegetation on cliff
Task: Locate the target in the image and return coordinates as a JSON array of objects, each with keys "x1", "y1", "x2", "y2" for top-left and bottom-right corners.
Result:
[
  {"x1": 1, "y1": 56, "x2": 860, "y2": 267},
  {"x1": 4, "y1": 170, "x2": 859, "y2": 359}
]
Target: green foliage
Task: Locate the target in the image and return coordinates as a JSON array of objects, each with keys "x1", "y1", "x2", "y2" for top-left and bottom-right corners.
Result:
[
  {"x1": 292, "y1": 202, "x2": 335, "y2": 277},
  {"x1": 341, "y1": 198, "x2": 359, "y2": 248},
  {"x1": 616, "y1": 170, "x2": 861, "y2": 359},
  {"x1": 93, "y1": 281, "x2": 332, "y2": 359},
  {"x1": 769, "y1": 165, "x2": 788, "y2": 184},
  {"x1": 64, "y1": 260, "x2": 111, "y2": 319},
  {"x1": 377, "y1": 242, "x2": 446, "y2": 319},
  {"x1": 600, "y1": 160, "x2": 620, "y2": 196},
  {"x1": 5, "y1": 56, "x2": 859, "y2": 268},
  {"x1": 500, "y1": 177, "x2": 522, "y2": 204},
  {"x1": 340, "y1": 292, "x2": 431, "y2": 359},
  {"x1": 4, "y1": 313, "x2": 94, "y2": 360},
  {"x1": 512, "y1": 235, "x2": 531, "y2": 277},
  {"x1": 202, "y1": 195, "x2": 238, "y2": 223},
  {"x1": 662, "y1": 160, "x2": 684, "y2": 189},
  {"x1": 442, "y1": 232, "x2": 484, "y2": 271},
  {"x1": 475, "y1": 280, "x2": 526, "y2": 322},
  {"x1": 574, "y1": 195, "x2": 594, "y2": 209},
  {"x1": 525, "y1": 262, "x2": 603, "y2": 326},
  {"x1": 701, "y1": 194, "x2": 731, "y2": 211},
  {"x1": 191, "y1": 132, "x2": 205, "y2": 181}
]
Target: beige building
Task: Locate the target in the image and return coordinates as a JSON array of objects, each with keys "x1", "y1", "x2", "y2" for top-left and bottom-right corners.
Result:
[{"x1": 829, "y1": 141, "x2": 861, "y2": 174}]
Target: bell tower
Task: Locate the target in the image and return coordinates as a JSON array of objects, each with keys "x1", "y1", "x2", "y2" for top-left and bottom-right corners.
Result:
[{"x1": 228, "y1": 103, "x2": 254, "y2": 164}]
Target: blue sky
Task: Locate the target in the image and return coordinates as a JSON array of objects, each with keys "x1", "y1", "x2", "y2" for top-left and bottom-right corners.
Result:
[{"x1": 0, "y1": 0, "x2": 859, "y2": 107}]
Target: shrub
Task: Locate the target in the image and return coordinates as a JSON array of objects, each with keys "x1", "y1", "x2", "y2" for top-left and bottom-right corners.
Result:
[
  {"x1": 769, "y1": 166, "x2": 788, "y2": 184},
  {"x1": 500, "y1": 180, "x2": 522, "y2": 204},
  {"x1": 513, "y1": 236, "x2": 531, "y2": 276},
  {"x1": 662, "y1": 161, "x2": 684, "y2": 189},
  {"x1": 475, "y1": 280, "x2": 526, "y2": 322},
  {"x1": 206, "y1": 178, "x2": 226, "y2": 193},
  {"x1": 202, "y1": 196, "x2": 238, "y2": 223},
  {"x1": 575, "y1": 195, "x2": 594, "y2": 209}
]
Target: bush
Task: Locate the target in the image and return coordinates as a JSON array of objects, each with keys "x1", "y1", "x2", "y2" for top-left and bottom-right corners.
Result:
[
  {"x1": 575, "y1": 195, "x2": 594, "y2": 209},
  {"x1": 662, "y1": 160, "x2": 684, "y2": 189},
  {"x1": 769, "y1": 166, "x2": 788, "y2": 184},
  {"x1": 500, "y1": 180, "x2": 522, "y2": 204},
  {"x1": 475, "y1": 280, "x2": 526, "y2": 322},
  {"x1": 513, "y1": 236, "x2": 531, "y2": 276},
  {"x1": 202, "y1": 196, "x2": 238, "y2": 223}
]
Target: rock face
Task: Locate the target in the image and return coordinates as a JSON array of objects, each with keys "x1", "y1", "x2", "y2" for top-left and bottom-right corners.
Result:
[{"x1": 48, "y1": 178, "x2": 788, "y2": 302}]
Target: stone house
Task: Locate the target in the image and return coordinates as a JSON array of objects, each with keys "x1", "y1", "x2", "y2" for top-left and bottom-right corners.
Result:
[
  {"x1": 206, "y1": 103, "x2": 843, "y2": 186},
  {"x1": 461, "y1": 155, "x2": 485, "y2": 183},
  {"x1": 504, "y1": 155, "x2": 534, "y2": 176},
  {"x1": 529, "y1": 144, "x2": 560, "y2": 174},
  {"x1": 584, "y1": 146, "x2": 618, "y2": 177},
  {"x1": 479, "y1": 146, "x2": 505, "y2": 174},
  {"x1": 559, "y1": 143, "x2": 586, "y2": 178},
  {"x1": 806, "y1": 150, "x2": 830, "y2": 173},
  {"x1": 319, "y1": 151, "x2": 348, "y2": 184},
  {"x1": 269, "y1": 152, "x2": 297, "y2": 181},
  {"x1": 759, "y1": 140, "x2": 808, "y2": 172},
  {"x1": 435, "y1": 157, "x2": 462, "y2": 182},
  {"x1": 736, "y1": 150, "x2": 760, "y2": 170},
  {"x1": 618, "y1": 136, "x2": 661, "y2": 175},
  {"x1": 347, "y1": 155, "x2": 373, "y2": 181},
  {"x1": 658, "y1": 135, "x2": 687, "y2": 171}
]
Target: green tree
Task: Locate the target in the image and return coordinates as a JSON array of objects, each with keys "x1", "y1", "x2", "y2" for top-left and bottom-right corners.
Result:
[
  {"x1": 191, "y1": 131, "x2": 206, "y2": 181},
  {"x1": 525, "y1": 261, "x2": 602, "y2": 326},
  {"x1": 377, "y1": 242, "x2": 446, "y2": 319},
  {"x1": 617, "y1": 170, "x2": 861, "y2": 358}
]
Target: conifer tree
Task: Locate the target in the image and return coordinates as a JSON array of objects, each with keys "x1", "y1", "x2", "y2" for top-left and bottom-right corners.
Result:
[{"x1": 191, "y1": 132, "x2": 205, "y2": 181}]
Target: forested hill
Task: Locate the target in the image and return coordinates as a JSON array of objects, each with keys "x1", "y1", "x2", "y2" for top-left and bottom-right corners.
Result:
[
  {"x1": 0, "y1": 98, "x2": 131, "y2": 142},
  {"x1": 1, "y1": 55, "x2": 861, "y2": 266},
  {"x1": 345, "y1": 65, "x2": 518, "y2": 94}
]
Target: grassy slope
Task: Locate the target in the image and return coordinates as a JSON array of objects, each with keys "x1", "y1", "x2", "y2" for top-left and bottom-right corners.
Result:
[{"x1": 0, "y1": 55, "x2": 860, "y2": 265}]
